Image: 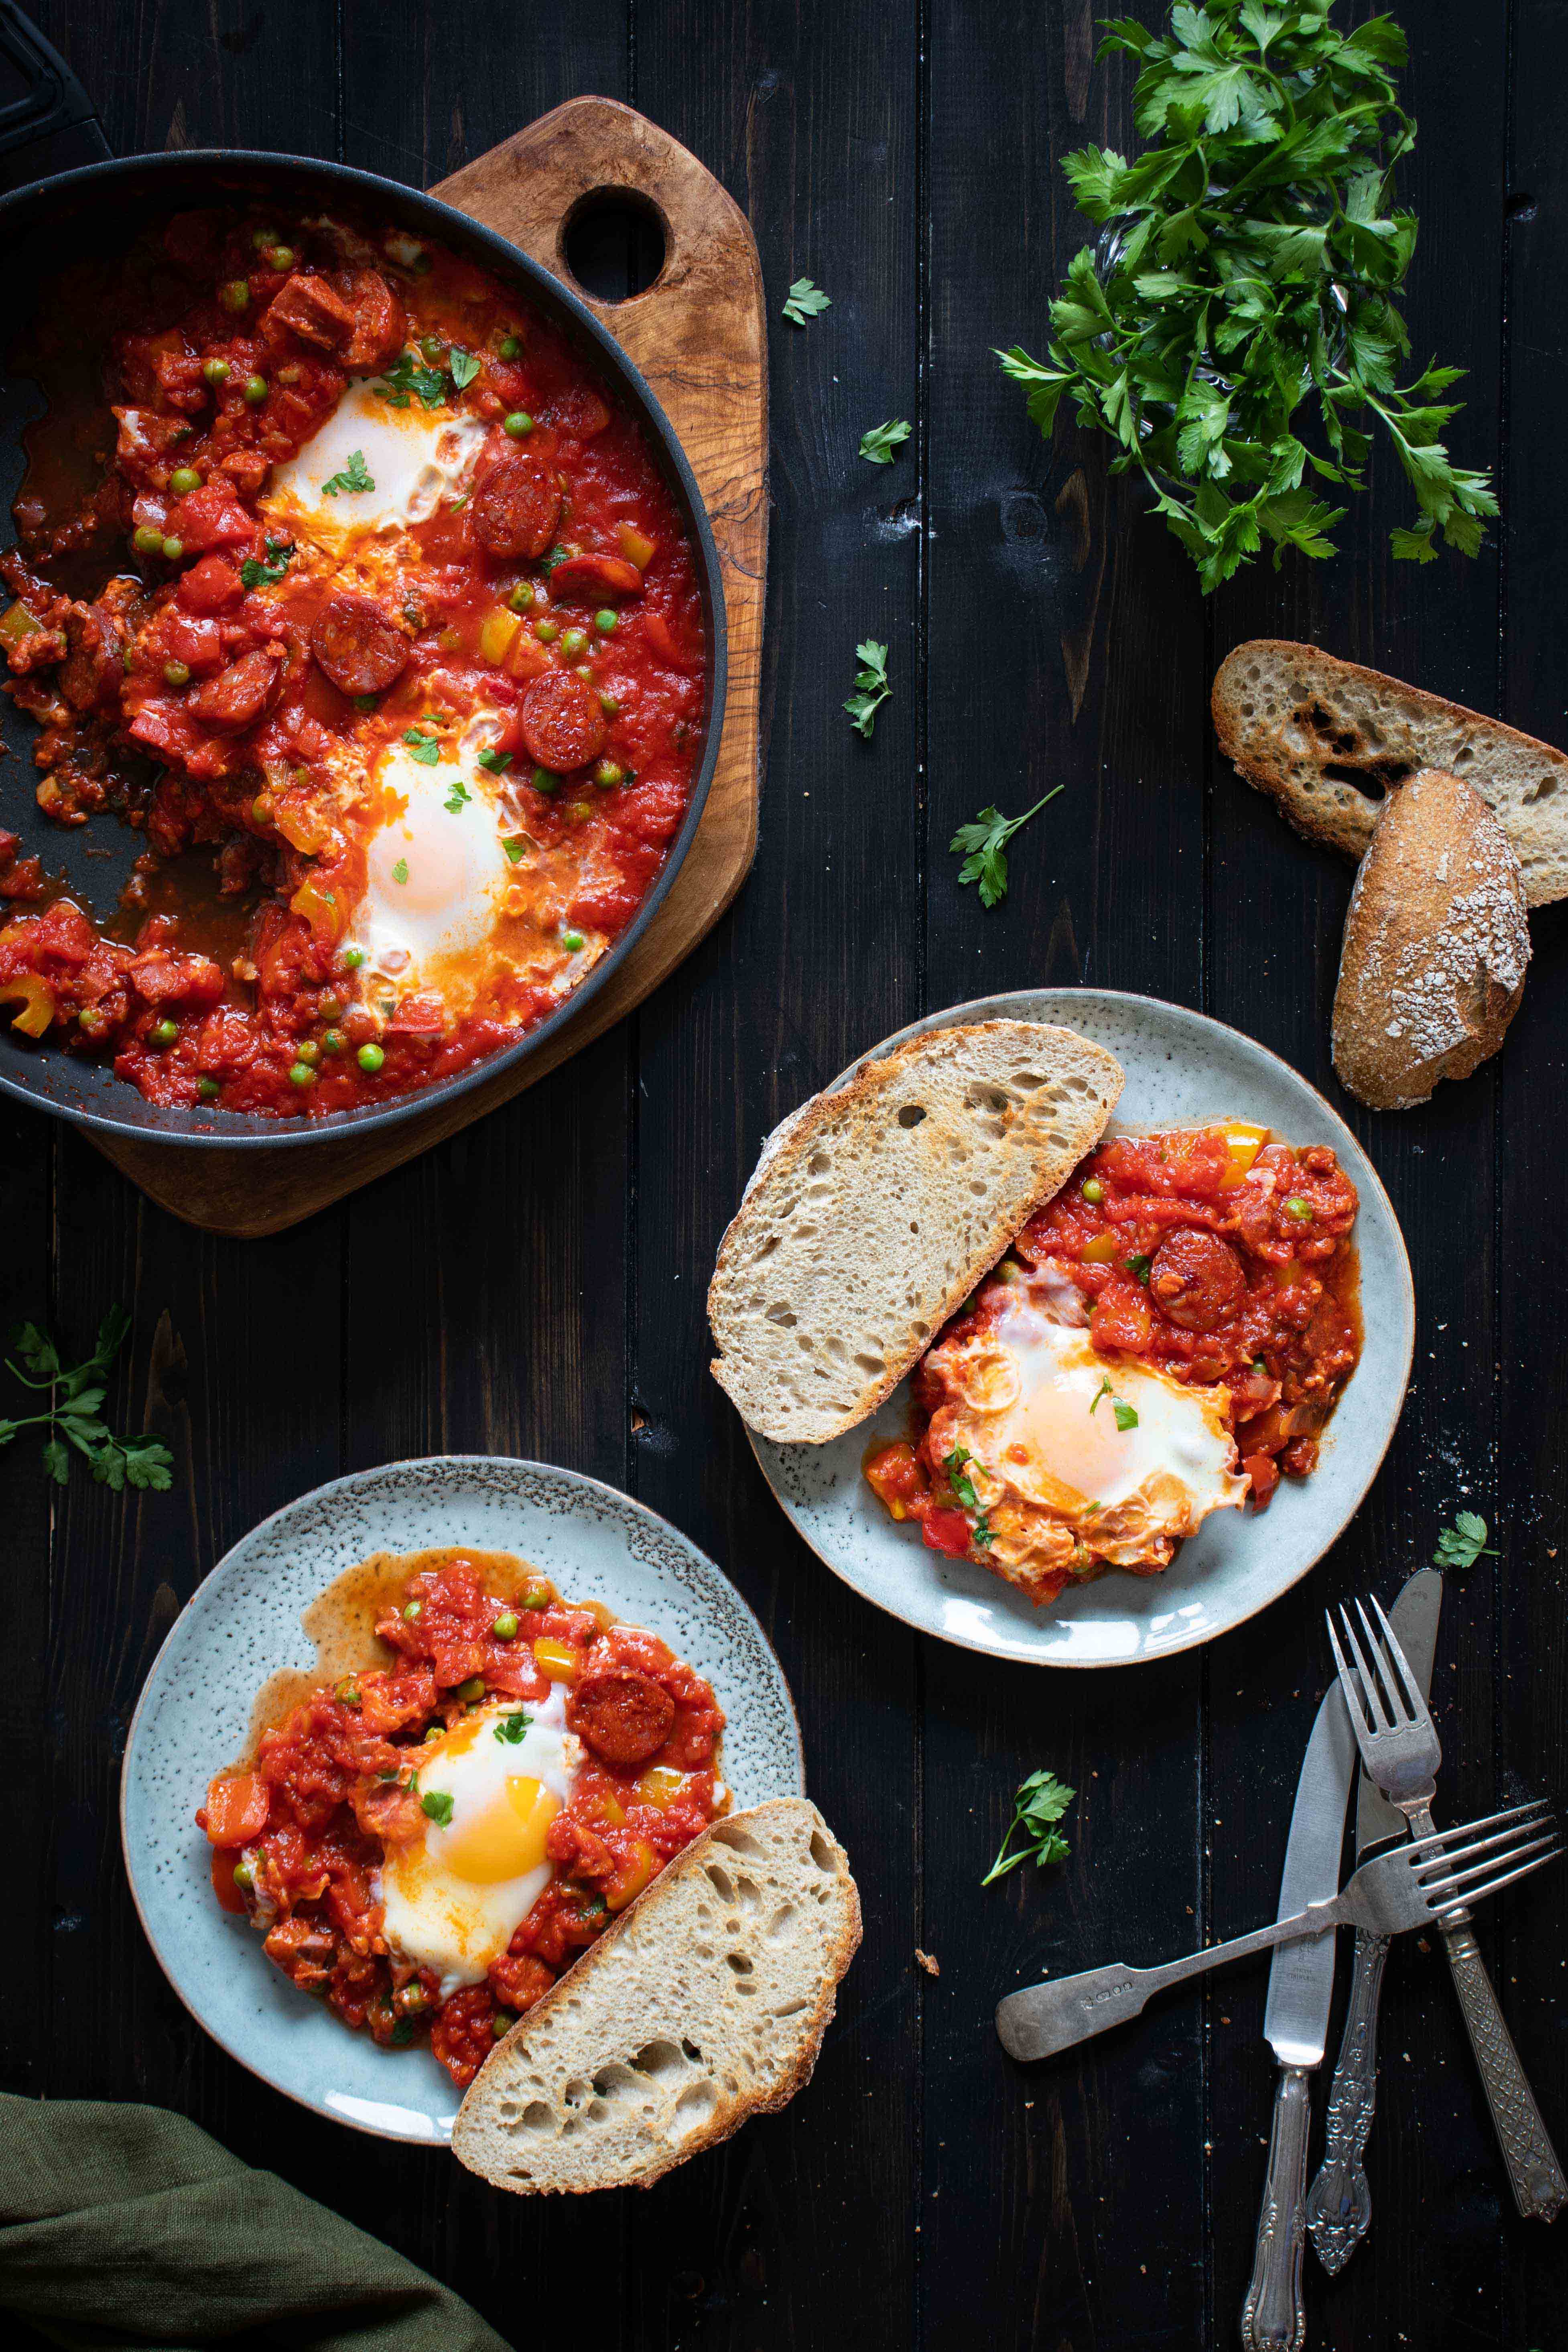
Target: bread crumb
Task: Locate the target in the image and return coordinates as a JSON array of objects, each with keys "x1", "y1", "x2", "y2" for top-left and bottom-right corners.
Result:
[{"x1": 915, "y1": 1948, "x2": 940, "y2": 1977}]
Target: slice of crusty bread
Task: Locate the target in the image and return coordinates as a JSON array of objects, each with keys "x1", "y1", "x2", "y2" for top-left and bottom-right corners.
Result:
[
  {"x1": 451, "y1": 1800, "x2": 861, "y2": 2195},
  {"x1": 1331, "y1": 768, "x2": 1531, "y2": 1111},
  {"x1": 1213, "y1": 640, "x2": 1568, "y2": 909},
  {"x1": 706, "y1": 1021, "x2": 1124, "y2": 1444}
]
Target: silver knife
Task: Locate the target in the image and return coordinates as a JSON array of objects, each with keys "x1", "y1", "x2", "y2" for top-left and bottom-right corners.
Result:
[
  {"x1": 1304, "y1": 1569, "x2": 1443, "y2": 2273},
  {"x1": 1239, "y1": 1672, "x2": 1359, "y2": 2352}
]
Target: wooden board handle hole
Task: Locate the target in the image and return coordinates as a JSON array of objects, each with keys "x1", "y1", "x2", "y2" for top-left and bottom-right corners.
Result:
[{"x1": 559, "y1": 188, "x2": 670, "y2": 305}]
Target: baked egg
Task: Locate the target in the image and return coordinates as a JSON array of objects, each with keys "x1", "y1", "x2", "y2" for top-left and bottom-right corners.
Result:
[
  {"x1": 378, "y1": 1689, "x2": 581, "y2": 1997},
  {"x1": 264, "y1": 379, "x2": 487, "y2": 558}
]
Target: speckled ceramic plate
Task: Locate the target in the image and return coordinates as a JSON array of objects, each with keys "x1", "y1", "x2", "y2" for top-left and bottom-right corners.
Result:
[
  {"x1": 121, "y1": 1457, "x2": 802, "y2": 2144},
  {"x1": 749, "y1": 990, "x2": 1414, "y2": 1666}
]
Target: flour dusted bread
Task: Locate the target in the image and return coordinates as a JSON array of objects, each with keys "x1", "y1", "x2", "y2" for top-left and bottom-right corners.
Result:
[
  {"x1": 707, "y1": 1022, "x2": 1124, "y2": 1444},
  {"x1": 1213, "y1": 640, "x2": 1568, "y2": 908},
  {"x1": 452, "y1": 1800, "x2": 860, "y2": 2194},
  {"x1": 1332, "y1": 769, "x2": 1530, "y2": 1111}
]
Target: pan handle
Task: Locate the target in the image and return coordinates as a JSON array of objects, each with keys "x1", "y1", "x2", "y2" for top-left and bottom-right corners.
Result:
[{"x1": 0, "y1": 1, "x2": 109, "y2": 192}]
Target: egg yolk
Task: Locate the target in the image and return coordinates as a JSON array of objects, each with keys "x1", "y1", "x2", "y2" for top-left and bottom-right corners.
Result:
[{"x1": 439, "y1": 1774, "x2": 560, "y2": 1883}]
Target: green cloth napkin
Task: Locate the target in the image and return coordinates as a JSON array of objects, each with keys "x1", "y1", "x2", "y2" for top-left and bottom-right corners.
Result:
[{"x1": 0, "y1": 2093, "x2": 512, "y2": 2352}]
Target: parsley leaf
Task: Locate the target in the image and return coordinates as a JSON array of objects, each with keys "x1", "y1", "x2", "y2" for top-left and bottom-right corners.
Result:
[
  {"x1": 421, "y1": 1789, "x2": 455, "y2": 1826},
  {"x1": 239, "y1": 537, "x2": 294, "y2": 590},
  {"x1": 783, "y1": 276, "x2": 831, "y2": 326},
  {"x1": 844, "y1": 639, "x2": 891, "y2": 739},
  {"x1": 477, "y1": 747, "x2": 512, "y2": 774},
  {"x1": 444, "y1": 779, "x2": 471, "y2": 814},
  {"x1": 321, "y1": 449, "x2": 374, "y2": 498},
  {"x1": 0, "y1": 1308, "x2": 174, "y2": 1491},
  {"x1": 950, "y1": 785, "x2": 1064, "y2": 907},
  {"x1": 1001, "y1": 2, "x2": 1495, "y2": 588},
  {"x1": 1125, "y1": 1253, "x2": 1152, "y2": 1284},
  {"x1": 402, "y1": 728, "x2": 441, "y2": 765},
  {"x1": 448, "y1": 346, "x2": 481, "y2": 391},
  {"x1": 1089, "y1": 1373, "x2": 1139, "y2": 1432},
  {"x1": 376, "y1": 349, "x2": 448, "y2": 410},
  {"x1": 503, "y1": 837, "x2": 528, "y2": 865},
  {"x1": 942, "y1": 1444, "x2": 994, "y2": 1549},
  {"x1": 859, "y1": 418, "x2": 912, "y2": 465},
  {"x1": 494, "y1": 1711, "x2": 534, "y2": 1744},
  {"x1": 1434, "y1": 1511, "x2": 1497, "y2": 1571},
  {"x1": 392, "y1": 859, "x2": 409, "y2": 886},
  {"x1": 983, "y1": 1769, "x2": 1077, "y2": 1885}
]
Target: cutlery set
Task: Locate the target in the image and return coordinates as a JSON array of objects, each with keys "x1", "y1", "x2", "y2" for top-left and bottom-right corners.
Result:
[{"x1": 995, "y1": 1570, "x2": 1564, "y2": 2345}]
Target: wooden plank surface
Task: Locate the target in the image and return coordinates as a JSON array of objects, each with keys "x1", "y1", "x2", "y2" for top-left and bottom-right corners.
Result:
[{"x1": 4, "y1": 3, "x2": 1566, "y2": 2349}]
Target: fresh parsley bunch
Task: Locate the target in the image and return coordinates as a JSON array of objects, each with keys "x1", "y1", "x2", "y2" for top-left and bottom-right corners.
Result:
[
  {"x1": 0, "y1": 1307, "x2": 173, "y2": 1490},
  {"x1": 1000, "y1": 2, "x2": 1496, "y2": 589}
]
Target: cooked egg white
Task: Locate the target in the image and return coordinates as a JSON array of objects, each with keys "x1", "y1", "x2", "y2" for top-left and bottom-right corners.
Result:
[
  {"x1": 264, "y1": 380, "x2": 487, "y2": 557},
  {"x1": 378, "y1": 1691, "x2": 581, "y2": 1997},
  {"x1": 349, "y1": 722, "x2": 520, "y2": 1017}
]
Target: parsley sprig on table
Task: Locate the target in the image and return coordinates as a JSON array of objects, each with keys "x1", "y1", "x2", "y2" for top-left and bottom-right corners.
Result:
[
  {"x1": 1000, "y1": 2, "x2": 1496, "y2": 589},
  {"x1": 983, "y1": 1769, "x2": 1077, "y2": 1885},
  {"x1": 859, "y1": 418, "x2": 912, "y2": 465},
  {"x1": 1434, "y1": 1512, "x2": 1497, "y2": 1571},
  {"x1": 844, "y1": 640, "x2": 891, "y2": 738},
  {"x1": 783, "y1": 276, "x2": 831, "y2": 326},
  {"x1": 950, "y1": 785, "x2": 1064, "y2": 906},
  {"x1": 0, "y1": 1308, "x2": 173, "y2": 1491}
]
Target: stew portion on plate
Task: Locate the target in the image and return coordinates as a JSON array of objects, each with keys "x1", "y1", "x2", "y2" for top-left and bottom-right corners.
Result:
[
  {"x1": 864, "y1": 1124, "x2": 1361, "y2": 1607},
  {"x1": 0, "y1": 206, "x2": 707, "y2": 1115},
  {"x1": 198, "y1": 1548, "x2": 726, "y2": 2088}
]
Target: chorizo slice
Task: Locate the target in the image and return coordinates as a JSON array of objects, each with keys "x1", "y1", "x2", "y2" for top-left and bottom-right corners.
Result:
[
  {"x1": 567, "y1": 1668, "x2": 675, "y2": 1769},
  {"x1": 311, "y1": 594, "x2": 410, "y2": 697},
  {"x1": 469, "y1": 453, "x2": 561, "y2": 560},
  {"x1": 1149, "y1": 1228, "x2": 1246, "y2": 1333},
  {"x1": 186, "y1": 644, "x2": 284, "y2": 730},
  {"x1": 546, "y1": 552, "x2": 644, "y2": 603},
  {"x1": 518, "y1": 671, "x2": 607, "y2": 773},
  {"x1": 337, "y1": 270, "x2": 406, "y2": 373}
]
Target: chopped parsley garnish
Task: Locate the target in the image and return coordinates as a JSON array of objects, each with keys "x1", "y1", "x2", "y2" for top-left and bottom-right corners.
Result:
[
  {"x1": 376, "y1": 348, "x2": 448, "y2": 410},
  {"x1": 402, "y1": 727, "x2": 441, "y2": 765},
  {"x1": 782, "y1": 276, "x2": 831, "y2": 326},
  {"x1": 844, "y1": 639, "x2": 890, "y2": 739},
  {"x1": 1125, "y1": 1253, "x2": 1152, "y2": 1284},
  {"x1": 942, "y1": 1443, "x2": 994, "y2": 1548},
  {"x1": 494, "y1": 1711, "x2": 534, "y2": 1744},
  {"x1": 503, "y1": 837, "x2": 528, "y2": 865},
  {"x1": 951, "y1": 786, "x2": 1065, "y2": 908},
  {"x1": 421, "y1": 1790, "x2": 455, "y2": 1826},
  {"x1": 859, "y1": 418, "x2": 912, "y2": 465},
  {"x1": 321, "y1": 448, "x2": 374, "y2": 497},
  {"x1": 239, "y1": 537, "x2": 294, "y2": 589},
  {"x1": 540, "y1": 544, "x2": 570, "y2": 574},
  {"x1": 0, "y1": 1306, "x2": 174, "y2": 1491},
  {"x1": 1434, "y1": 1511, "x2": 1497, "y2": 1571},
  {"x1": 477, "y1": 747, "x2": 512, "y2": 773},
  {"x1": 392, "y1": 859, "x2": 409, "y2": 886},
  {"x1": 448, "y1": 346, "x2": 481, "y2": 390},
  {"x1": 1089, "y1": 1374, "x2": 1139, "y2": 1433},
  {"x1": 444, "y1": 779, "x2": 471, "y2": 814},
  {"x1": 983, "y1": 1769, "x2": 1076, "y2": 1885}
]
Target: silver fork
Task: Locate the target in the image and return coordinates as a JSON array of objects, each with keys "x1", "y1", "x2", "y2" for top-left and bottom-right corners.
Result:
[
  {"x1": 994, "y1": 1806, "x2": 1557, "y2": 2063},
  {"x1": 1327, "y1": 1598, "x2": 1568, "y2": 2220}
]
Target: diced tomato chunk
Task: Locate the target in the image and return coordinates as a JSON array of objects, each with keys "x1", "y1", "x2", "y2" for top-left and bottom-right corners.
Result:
[
  {"x1": 165, "y1": 481, "x2": 254, "y2": 550},
  {"x1": 177, "y1": 554, "x2": 244, "y2": 614}
]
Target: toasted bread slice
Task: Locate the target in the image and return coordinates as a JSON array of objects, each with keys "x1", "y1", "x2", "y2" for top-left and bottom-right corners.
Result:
[
  {"x1": 1332, "y1": 768, "x2": 1530, "y2": 1111},
  {"x1": 1213, "y1": 640, "x2": 1568, "y2": 908},
  {"x1": 707, "y1": 1021, "x2": 1124, "y2": 1444},
  {"x1": 451, "y1": 1800, "x2": 861, "y2": 2195}
]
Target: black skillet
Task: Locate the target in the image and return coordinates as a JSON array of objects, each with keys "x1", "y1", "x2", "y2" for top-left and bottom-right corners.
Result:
[{"x1": 0, "y1": 3, "x2": 727, "y2": 1149}]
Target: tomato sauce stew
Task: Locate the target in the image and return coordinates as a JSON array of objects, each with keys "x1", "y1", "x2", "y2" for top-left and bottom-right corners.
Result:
[
  {"x1": 865, "y1": 1125, "x2": 1361, "y2": 1605},
  {"x1": 198, "y1": 1551, "x2": 726, "y2": 2088},
  {"x1": 0, "y1": 206, "x2": 708, "y2": 1115}
]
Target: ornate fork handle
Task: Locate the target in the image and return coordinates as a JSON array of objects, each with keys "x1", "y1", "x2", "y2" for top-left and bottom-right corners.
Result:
[
  {"x1": 1305, "y1": 1928, "x2": 1389, "y2": 2272},
  {"x1": 1242, "y1": 2065, "x2": 1312, "y2": 2350}
]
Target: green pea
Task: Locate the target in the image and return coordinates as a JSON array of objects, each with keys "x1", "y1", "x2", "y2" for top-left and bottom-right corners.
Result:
[
  {"x1": 294, "y1": 1038, "x2": 321, "y2": 1067},
  {"x1": 357, "y1": 1041, "x2": 385, "y2": 1074},
  {"x1": 420, "y1": 334, "x2": 444, "y2": 361},
  {"x1": 593, "y1": 608, "x2": 617, "y2": 635},
  {"x1": 150, "y1": 1018, "x2": 178, "y2": 1048},
  {"x1": 402, "y1": 1599, "x2": 422, "y2": 1622},
  {"x1": 1284, "y1": 1196, "x2": 1313, "y2": 1222},
  {"x1": 220, "y1": 278, "x2": 250, "y2": 312},
  {"x1": 321, "y1": 1029, "x2": 345, "y2": 1056},
  {"x1": 1082, "y1": 1178, "x2": 1105, "y2": 1204},
  {"x1": 341, "y1": 946, "x2": 366, "y2": 970},
  {"x1": 202, "y1": 357, "x2": 231, "y2": 386},
  {"x1": 243, "y1": 374, "x2": 268, "y2": 406},
  {"x1": 288, "y1": 1060, "x2": 317, "y2": 1088},
  {"x1": 133, "y1": 524, "x2": 165, "y2": 555},
  {"x1": 424, "y1": 1724, "x2": 444, "y2": 1741},
  {"x1": 562, "y1": 930, "x2": 585, "y2": 953},
  {"x1": 530, "y1": 767, "x2": 557, "y2": 794},
  {"x1": 593, "y1": 759, "x2": 622, "y2": 789},
  {"x1": 251, "y1": 227, "x2": 280, "y2": 252},
  {"x1": 263, "y1": 244, "x2": 296, "y2": 270},
  {"x1": 161, "y1": 536, "x2": 184, "y2": 562},
  {"x1": 502, "y1": 410, "x2": 533, "y2": 438},
  {"x1": 492, "y1": 2010, "x2": 515, "y2": 2039},
  {"x1": 598, "y1": 691, "x2": 620, "y2": 716},
  {"x1": 162, "y1": 660, "x2": 191, "y2": 689},
  {"x1": 560, "y1": 627, "x2": 587, "y2": 658},
  {"x1": 522, "y1": 1585, "x2": 550, "y2": 1610},
  {"x1": 508, "y1": 583, "x2": 535, "y2": 613},
  {"x1": 197, "y1": 1077, "x2": 221, "y2": 1101},
  {"x1": 498, "y1": 334, "x2": 521, "y2": 360},
  {"x1": 335, "y1": 1678, "x2": 362, "y2": 1706},
  {"x1": 456, "y1": 1675, "x2": 485, "y2": 1702},
  {"x1": 232, "y1": 1861, "x2": 254, "y2": 1890},
  {"x1": 534, "y1": 617, "x2": 559, "y2": 643},
  {"x1": 318, "y1": 994, "x2": 343, "y2": 1020},
  {"x1": 492, "y1": 1611, "x2": 519, "y2": 1641},
  {"x1": 169, "y1": 466, "x2": 202, "y2": 496}
]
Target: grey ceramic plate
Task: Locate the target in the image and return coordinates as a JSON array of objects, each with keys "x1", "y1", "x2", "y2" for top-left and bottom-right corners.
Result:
[
  {"x1": 749, "y1": 990, "x2": 1414, "y2": 1667},
  {"x1": 121, "y1": 1458, "x2": 802, "y2": 2144}
]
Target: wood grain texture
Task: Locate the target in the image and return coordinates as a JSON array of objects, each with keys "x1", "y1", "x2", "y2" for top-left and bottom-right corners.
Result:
[{"x1": 82, "y1": 92, "x2": 766, "y2": 1240}]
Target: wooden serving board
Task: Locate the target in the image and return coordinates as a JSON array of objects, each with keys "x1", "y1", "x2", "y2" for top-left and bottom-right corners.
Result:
[{"x1": 86, "y1": 97, "x2": 766, "y2": 1237}]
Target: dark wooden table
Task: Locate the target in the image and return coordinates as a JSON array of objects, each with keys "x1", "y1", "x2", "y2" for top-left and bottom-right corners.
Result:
[{"x1": 4, "y1": 4, "x2": 1564, "y2": 2347}]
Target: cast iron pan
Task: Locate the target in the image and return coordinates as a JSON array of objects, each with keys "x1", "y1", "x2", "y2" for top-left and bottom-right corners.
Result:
[{"x1": 0, "y1": 6, "x2": 727, "y2": 1148}]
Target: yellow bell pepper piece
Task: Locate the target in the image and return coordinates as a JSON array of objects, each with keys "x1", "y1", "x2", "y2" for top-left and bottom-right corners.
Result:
[
  {"x1": 636, "y1": 1765, "x2": 686, "y2": 1809},
  {"x1": 617, "y1": 523, "x2": 658, "y2": 571},
  {"x1": 478, "y1": 606, "x2": 521, "y2": 666},
  {"x1": 533, "y1": 1635, "x2": 579, "y2": 1684},
  {"x1": 1081, "y1": 1233, "x2": 1119, "y2": 1264},
  {"x1": 1218, "y1": 1123, "x2": 1269, "y2": 1188},
  {"x1": 606, "y1": 1838, "x2": 657, "y2": 1912},
  {"x1": 0, "y1": 971, "x2": 54, "y2": 1039}
]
